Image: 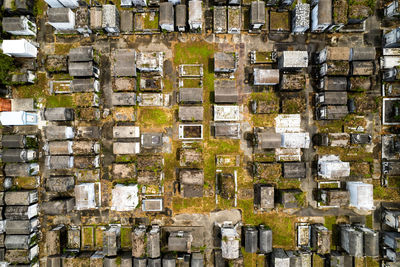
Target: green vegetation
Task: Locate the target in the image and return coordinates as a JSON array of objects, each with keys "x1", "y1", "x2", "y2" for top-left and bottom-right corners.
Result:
[
  {"x1": 120, "y1": 227, "x2": 132, "y2": 249},
  {"x1": 366, "y1": 214, "x2": 373, "y2": 229},
  {"x1": 54, "y1": 43, "x2": 79, "y2": 55},
  {"x1": 138, "y1": 108, "x2": 172, "y2": 128},
  {"x1": 319, "y1": 183, "x2": 339, "y2": 189},
  {"x1": 365, "y1": 257, "x2": 380, "y2": 267},
  {"x1": 294, "y1": 192, "x2": 306, "y2": 207},
  {"x1": 316, "y1": 146, "x2": 373, "y2": 162},
  {"x1": 254, "y1": 153, "x2": 275, "y2": 162},
  {"x1": 33, "y1": 0, "x2": 47, "y2": 18},
  {"x1": 14, "y1": 177, "x2": 39, "y2": 190},
  {"x1": 313, "y1": 253, "x2": 325, "y2": 267},
  {"x1": 250, "y1": 91, "x2": 279, "y2": 102},
  {"x1": 173, "y1": 197, "x2": 207, "y2": 213},
  {"x1": 0, "y1": 54, "x2": 15, "y2": 85},
  {"x1": 171, "y1": 42, "x2": 299, "y2": 250},
  {"x1": 350, "y1": 162, "x2": 371, "y2": 177},
  {"x1": 269, "y1": 11, "x2": 290, "y2": 31},
  {"x1": 95, "y1": 227, "x2": 104, "y2": 249},
  {"x1": 174, "y1": 43, "x2": 214, "y2": 66},
  {"x1": 276, "y1": 179, "x2": 301, "y2": 189},
  {"x1": 181, "y1": 78, "x2": 202, "y2": 88},
  {"x1": 316, "y1": 114, "x2": 367, "y2": 133},
  {"x1": 388, "y1": 177, "x2": 400, "y2": 188},
  {"x1": 52, "y1": 73, "x2": 73, "y2": 80},
  {"x1": 46, "y1": 95, "x2": 74, "y2": 108},
  {"x1": 13, "y1": 72, "x2": 49, "y2": 99},
  {"x1": 282, "y1": 98, "x2": 306, "y2": 114},
  {"x1": 82, "y1": 227, "x2": 94, "y2": 248},
  {"x1": 115, "y1": 155, "x2": 135, "y2": 163},
  {"x1": 143, "y1": 12, "x2": 159, "y2": 29},
  {"x1": 206, "y1": 140, "x2": 240, "y2": 154},
  {"x1": 373, "y1": 185, "x2": 400, "y2": 201},
  {"x1": 163, "y1": 77, "x2": 173, "y2": 93},
  {"x1": 237, "y1": 199, "x2": 296, "y2": 248},
  {"x1": 324, "y1": 216, "x2": 336, "y2": 231},
  {"x1": 251, "y1": 114, "x2": 277, "y2": 127},
  {"x1": 203, "y1": 140, "x2": 240, "y2": 182},
  {"x1": 241, "y1": 248, "x2": 265, "y2": 266},
  {"x1": 254, "y1": 163, "x2": 282, "y2": 182}
]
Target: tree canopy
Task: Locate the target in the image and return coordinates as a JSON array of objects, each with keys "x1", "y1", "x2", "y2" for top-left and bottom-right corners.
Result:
[{"x1": 0, "y1": 53, "x2": 15, "y2": 85}]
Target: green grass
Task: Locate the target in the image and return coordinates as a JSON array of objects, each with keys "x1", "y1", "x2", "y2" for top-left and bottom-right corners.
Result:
[
  {"x1": 95, "y1": 227, "x2": 104, "y2": 249},
  {"x1": 46, "y1": 95, "x2": 74, "y2": 108},
  {"x1": 174, "y1": 43, "x2": 214, "y2": 66},
  {"x1": 181, "y1": 78, "x2": 202, "y2": 88},
  {"x1": 317, "y1": 114, "x2": 367, "y2": 133},
  {"x1": 294, "y1": 192, "x2": 307, "y2": 207},
  {"x1": 315, "y1": 121, "x2": 343, "y2": 133},
  {"x1": 138, "y1": 108, "x2": 172, "y2": 128},
  {"x1": 120, "y1": 227, "x2": 132, "y2": 249},
  {"x1": 203, "y1": 140, "x2": 240, "y2": 183},
  {"x1": 276, "y1": 178, "x2": 301, "y2": 189},
  {"x1": 373, "y1": 185, "x2": 400, "y2": 201},
  {"x1": 163, "y1": 77, "x2": 173, "y2": 93},
  {"x1": 14, "y1": 177, "x2": 39, "y2": 189},
  {"x1": 174, "y1": 42, "x2": 215, "y2": 144},
  {"x1": 82, "y1": 227, "x2": 94, "y2": 248},
  {"x1": 115, "y1": 155, "x2": 135, "y2": 163},
  {"x1": 52, "y1": 73, "x2": 73, "y2": 80},
  {"x1": 250, "y1": 92, "x2": 278, "y2": 102},
  {"x1": 237, "y1": 199, "x2": 295, "y2": 248},
  {"x1": 365, "y1": 214, "x2": 373, "y2": 229},
  {"x1": 269, "y1": 11, "x2": 290, "y2": 31},
  {"x1": 33, "y1": 0, "x2": 47, "y2": 18},
  {"x1": 282, "y1": 98, "x2": 306, "y2": 114},
  {"x1": 54, "y1": 43, "x2": 79, "y2": 55},
  {"x1": 143, "y1": 12, "x2": 159, "y2": 29},
  {"x1": 316, "y1": 146, "x2": 374, "y2": 162},
  {"x1": 388, "y1": 177, "x2": 400, "y2": 188},
  {"x1": 14, "y1": 72, "x2": 49, "y2": 99},
  {"x1": 242, "y1": 250, "x2": 265, "y2": 267},
  {"x1": 365, "y1": 257, "x2": 379, "y2": 267},
  {"x1": 313, "y1": 254, "x2": 325, "y2": 267},
  {"x1": 251, "y1": 114, "x2": 277, "y2": 127},
  {"x1": 206, "y1": 140, "x2": 240, "y2": 154}
]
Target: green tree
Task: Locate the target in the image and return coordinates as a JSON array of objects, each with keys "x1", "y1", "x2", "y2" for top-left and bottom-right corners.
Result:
[{"x1": 0, "y1": 53, "x2": 15, "y2": 85}]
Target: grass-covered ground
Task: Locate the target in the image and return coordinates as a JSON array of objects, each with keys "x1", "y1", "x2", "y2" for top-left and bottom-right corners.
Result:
[
  {"x1": 46, "y1": 95, "x2": 74, "y2": 108},
  {"x1": 54, "y1": 43, "x2": 79, "y2": 55},
  {"x1": 143, "y1": 12, "x2": 159, "y2": 30},
  {"x1": 137, "y1": 107, "x2": 172, "y2": 129},
  {"x1": 13, "y1": 72, "x2": 49, "y2": 99}
]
